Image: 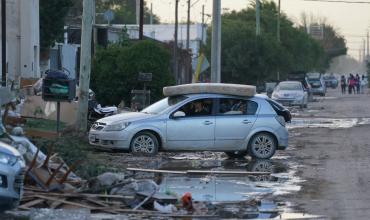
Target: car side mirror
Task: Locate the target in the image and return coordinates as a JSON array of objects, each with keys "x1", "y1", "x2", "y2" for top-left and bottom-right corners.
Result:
[{"x1": 172, "y1": 111, "x2": 186, "y2": 119}]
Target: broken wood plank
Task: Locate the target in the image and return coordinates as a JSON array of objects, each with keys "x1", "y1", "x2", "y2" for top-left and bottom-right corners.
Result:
[
  {"x1": 133, "y1": 190, "x2": 156, "y2": 210},
  {"x1": 23, "y1": 191, "x2": 134, "y2": 200},
  {"x1": 137, "y1": 191, "x2": 178, "y2": 203},
  {"x1": 127, "y1": 167, "x2": 186, "y2": 174},
  {"x1": 34, "y1": 195, "x2": 96, "y2": 209},
  {"x1": 186, "y1": 170, "x2": 271, "y2": 175},
  {"x1": 127, "y1": 167, "x2": 270, "y2": 175},
  {"x1": 18, "y1": 199, "x2": 45, "y2": 209},
  {"x1": 50, "y1": 199, "x2": 66, "y2": 209}
]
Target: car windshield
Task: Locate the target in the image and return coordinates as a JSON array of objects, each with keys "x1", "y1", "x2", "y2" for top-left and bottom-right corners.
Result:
[
  {"x1": 141, "y1": 95, "x2": 188, "y2": 114},
  {"x1": 278, "y1": 83, "x2": 301, "y2": 91},
  {"x1": 309, "y1": 80, "x2": 322, "y2": 87}
]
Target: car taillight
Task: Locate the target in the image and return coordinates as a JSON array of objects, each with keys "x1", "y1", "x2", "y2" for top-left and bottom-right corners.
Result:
[{"x1": 275, "y1": 115, "x2": 286, "y2": 127}]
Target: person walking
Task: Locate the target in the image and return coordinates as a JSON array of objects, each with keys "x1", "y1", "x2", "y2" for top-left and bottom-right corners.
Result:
[
  {"x1": 355, "y1": 74, "x2": 361, "y2": 94},
  {"x1": 348, "y1": 74, "x2": 355, "y2": 94},
  {"x1": 361, "y1": 75, "x2": 368, "y2": 94},
  {"x1": 340, "y1": 75, "x2": 347, "y2": 94}
]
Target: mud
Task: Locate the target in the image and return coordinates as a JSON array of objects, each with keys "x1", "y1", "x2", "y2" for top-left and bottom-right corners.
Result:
[{"x1": 278, "y1": 88, "x2": 370, "y2": 220}]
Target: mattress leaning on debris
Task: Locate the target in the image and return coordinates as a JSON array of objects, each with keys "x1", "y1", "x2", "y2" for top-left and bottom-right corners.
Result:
[{"x1": 163, "y1": 83, "x2": 256, "y2": 97}]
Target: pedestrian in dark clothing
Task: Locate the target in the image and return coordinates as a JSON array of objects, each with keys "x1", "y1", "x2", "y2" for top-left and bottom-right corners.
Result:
[
  {"x1": 340, "y1": 75, "x2": 347, "y2": 94},
  {"x1": 355, "y1": 74, "x2": 361, "y2": 94},
  {"x1": 348, "y1": 74, "x2": 355, "y2": 94}
]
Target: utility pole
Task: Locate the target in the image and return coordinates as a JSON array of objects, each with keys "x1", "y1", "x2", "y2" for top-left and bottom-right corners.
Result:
[
  {"x1": 139, "y1": 0, "x2": 144, "y2": 40},
  {"x1": 277, "y1": 0, "x2": 281, "y2": 42},
  {"x1": 186, "y1": 0, "x2": 191, "y2": 50},
  {"x1": 150, "y1": 3, "x2": 153, "y2": 25},
  {"x1": 211, "y1": 0, "x2": 221, "y2": 83},
  {"x1": 201, "y1": 5, "x2": 205, "y2": 45},
  {"x1": 359, "y1": 49, "x2": 362, "y2": 63},
  {"x1": 363, "y1": 39, "x2": 366, "y2": 63},
  {"x1": 77, "y1": 0, "x2": 94, "y2": 132},
  {"x1": 276, "y1": 0, "x2": 281, "y2": 81},
  {"x1": 1, "y1": 0, "x2": 6, "y2": 87},
  {"x1": 256, "y1": 0, "x2": 261, "y2": 36},
  {"x1": 136, "y1": 0, "x2": 140, "y2": 25},
  {"x1": 367, "y1": 30, "x2": 369, "y2": 61},
  {"x1": 174, "y1": 0, "x2": 179, "y2": 83}
]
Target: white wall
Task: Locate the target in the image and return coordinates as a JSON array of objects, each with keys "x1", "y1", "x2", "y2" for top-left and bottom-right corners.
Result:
[
  {"x1": 106, "y1": 24, "x2": 207, "y2": 58},
  {"x1": 0, "y1": 0, "x2": 40, "y2": 86}
]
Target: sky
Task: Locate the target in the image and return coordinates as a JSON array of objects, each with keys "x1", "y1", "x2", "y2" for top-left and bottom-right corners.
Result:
[{"x1": 146, "y1": 0, "x2": 370, "y2": 60}]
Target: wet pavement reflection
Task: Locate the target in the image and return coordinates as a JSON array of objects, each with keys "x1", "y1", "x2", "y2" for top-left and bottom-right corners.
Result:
[
  {"x1": 129, "y1": 156, "x2": 306, "y2": 219},
  {"x1": 155, "y1": 159, "x2": 301, "y2": 202},
  {"x1": 288, "y1": 117, "x2": 370, "y2": 129}
]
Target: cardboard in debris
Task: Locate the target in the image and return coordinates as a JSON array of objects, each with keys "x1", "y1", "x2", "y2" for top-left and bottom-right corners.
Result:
[
  {"x1": 163, "y1": 83, "x2": 256, "y2": 97},
  {"x1": 21, "y1": 95, "x2": 78, "y2": 125}
]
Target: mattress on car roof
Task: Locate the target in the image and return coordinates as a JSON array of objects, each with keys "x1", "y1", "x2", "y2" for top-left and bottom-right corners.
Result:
[{"x1": 163, "y1": 83, "x2": 256, "y2": 97}]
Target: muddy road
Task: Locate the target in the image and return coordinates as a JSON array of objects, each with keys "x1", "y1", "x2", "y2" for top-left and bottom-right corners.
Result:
[
  {"x1": 85, "y1": 88, "x2": 370, "y2": 219},
  {"x1": 279, "y1": 88, "x2": 370, "y2": 219},
  {"x1": 4, "y1": 88, "x2": 368, "y2": 219}
]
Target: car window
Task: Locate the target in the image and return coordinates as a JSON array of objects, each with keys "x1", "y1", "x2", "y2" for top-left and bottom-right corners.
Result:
[
  {"x1": 178, "y1": 98, "x2": 214, "y2": 117},
  {"x1": 278, "y1": 83, "x2": 302, "y2": 91},
  {"x1": 141, "y1": 95, "x2": 188, "y2": 114},
  {"x1": 218, "y1": 98, "x2": 258, "y2": 115}
]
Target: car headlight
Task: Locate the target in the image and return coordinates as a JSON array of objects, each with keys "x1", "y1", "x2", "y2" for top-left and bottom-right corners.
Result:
[
  {"x1": 104, "y1": 122, "x2": 131, "y2": 131},
  {"x1": 295, "y1": 94, "x2": 304, "y2": 99},
  {"x1": 272, "y1": 93, "x2": 279, "y2": 99},
  {"x1": 0, "y1": 152, "x2": 18, "y2": 166}
]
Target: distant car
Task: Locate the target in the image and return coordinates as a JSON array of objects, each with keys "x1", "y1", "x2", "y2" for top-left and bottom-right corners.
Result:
[
  {"x1": 287, "y1": 72, "x2": 314, "y2": 102},
  {"x1": 308, "y1": 78, "x2": 327, "y2": 96},
  {"x1": 323, "y1": 75, "x2": 338, "y2": 89},
  {"x1": 0, "y1": 141, "x2": 25, "y2": 211},
  {"x1": 89, "y1": 84, "x2": 289, "y2": 159},
  {"x1": 271, "y1": 81, "x2": 308, "y2": 108}
]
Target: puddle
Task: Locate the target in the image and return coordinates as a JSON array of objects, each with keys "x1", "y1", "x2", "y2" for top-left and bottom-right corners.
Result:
[
  {"x1": 358, "y1": 117, "x2": 370, "y2": 125},
  {"x1": 288, "y1": 118, "x2": 359, "y2": 129},
  {"x1": 288, "y1": 117, "x2": 370, "y2": 129},
  {"x1": 153, "y1": 159, "x2": 302, "y2": 202}
]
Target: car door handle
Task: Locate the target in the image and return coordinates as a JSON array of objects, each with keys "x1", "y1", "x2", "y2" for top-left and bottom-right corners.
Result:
[
  {"x1": 242, "y1": 120, "x2": 252, "y2": 124},
  {"x1": 203, "y1": 121, "x2": 213, "y2": 125}
]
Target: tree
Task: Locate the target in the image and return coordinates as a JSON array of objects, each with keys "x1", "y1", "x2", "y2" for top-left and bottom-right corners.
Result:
[
  {"x1": 206, "y1": 1, "x2": 330, "y2": 85},
  {"x1": 91, "y1": 40, "x2": 175, "y2": 106},
  {"x1": 39, "y1": 0, "x2": 73, "y2": 49},
  {"x1": 299, "y1": 13, "x2": 347, "y2": 59}
]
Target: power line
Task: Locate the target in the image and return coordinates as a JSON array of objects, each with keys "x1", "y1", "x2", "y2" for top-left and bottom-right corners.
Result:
[{"x1": 303, "y1": 0, "x2": 370, "y2": 4}]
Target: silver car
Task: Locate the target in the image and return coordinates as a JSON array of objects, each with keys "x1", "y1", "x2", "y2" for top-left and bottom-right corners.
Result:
[
  {"x1": 0, "y1": 141, "x2": 25, "y2": 211},
  {"x1": 272, "y1": 81, "x2": 308, "y2": 108},
  {"x1": 89, "y1": 94, "x2": 289, "y2": 159}
]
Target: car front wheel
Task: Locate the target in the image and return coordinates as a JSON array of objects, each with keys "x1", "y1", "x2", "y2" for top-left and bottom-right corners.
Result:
[
  {"x1": 130, "y1": 131, "x2": 159, "y2": 156},
  {"x1": 248, "y1": 133, "x2": 277, "y2": 159}
]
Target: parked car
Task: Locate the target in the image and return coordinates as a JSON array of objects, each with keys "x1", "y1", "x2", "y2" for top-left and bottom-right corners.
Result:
[
  {"x1": 287, "y1": 72, "x2": 314, "y2": 102},
  {"x1": 308, "y1": 77, "x2": 327, "y2": 96},
  {"x1": 271, "y1": 81, "x2": 308, "y2": 108},
  {"x1": 89, "y1": 86, "x2": 289, "y2": 159},
  {"x1": 323, "y1": 75, "x2": 338, "y2": 89},
  {"x1": 0, "y1": 141, "x2": 25, "y2": 211}
]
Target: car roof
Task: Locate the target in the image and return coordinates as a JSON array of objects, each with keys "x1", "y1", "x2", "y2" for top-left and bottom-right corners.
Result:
[
  {"x1": 183, "y1": 93, "x2": 264, "y2": 100},
  {"x1": 278, "y1": 81, "x2": 301, "y2": 84}
]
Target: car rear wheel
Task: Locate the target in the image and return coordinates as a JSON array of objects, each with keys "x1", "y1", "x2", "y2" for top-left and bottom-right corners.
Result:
[
  {"x1": 248, "y1": 133, "x2": 276, "y2": 159},
  {"x1": 225, "y1": 151, "x2": 247, "y2": 159},
  {"x1": 130, "y1": 131, "x2": 159, "y2": 156}
]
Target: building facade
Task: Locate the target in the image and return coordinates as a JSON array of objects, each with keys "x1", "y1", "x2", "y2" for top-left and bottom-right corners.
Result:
[{"x1": 0, "y1": 0, "x2": 40, "y2": 86}]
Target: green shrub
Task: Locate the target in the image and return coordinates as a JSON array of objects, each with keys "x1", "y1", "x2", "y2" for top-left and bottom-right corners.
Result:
[{"x1": 91, "y1": 40, "x2": 175, "y2": 106}]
